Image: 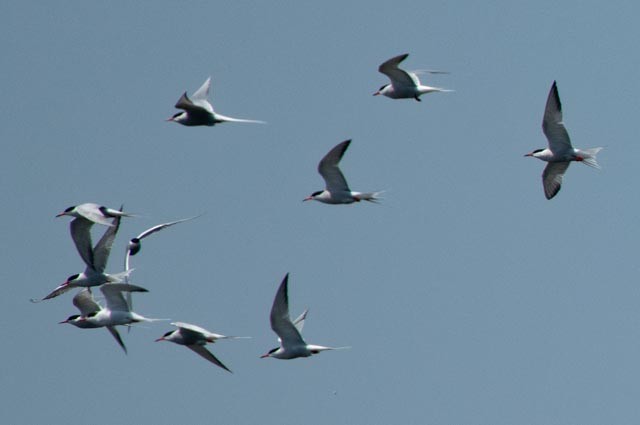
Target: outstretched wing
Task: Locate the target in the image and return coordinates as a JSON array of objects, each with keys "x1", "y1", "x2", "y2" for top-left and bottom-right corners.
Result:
[{"x1": 318, "y1": 140, "x2": 351, "y2": 193}]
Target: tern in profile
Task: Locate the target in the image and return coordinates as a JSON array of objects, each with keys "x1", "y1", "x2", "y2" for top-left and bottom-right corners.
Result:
[
  {"x1": 59, "y1": 289, "x2": 128, "y2": 354},
  {"x1": 303, "y1": 139, "x2": 382, "y2": 204},
  {"x1": 156, "y1": 322, "x2": 249, "y2": 372},
  {"x1": 77, "y1": 283, "x2": 156, "y2": 328},
  {"x1": 167, "y1": 76, "x2": 265, "y2": 126},
  {"x1": 56, "y1": 203, "x2": 133, "y2": 226},
  {"x1": 373, "y1": 53, "x2": 452, "y2": 101},
  {"x1": 525, "y1": 81, "x2": 602, "y2": 200},
  {"x1": 260, "y1": 273, "x2": 348, "y2": 360}
]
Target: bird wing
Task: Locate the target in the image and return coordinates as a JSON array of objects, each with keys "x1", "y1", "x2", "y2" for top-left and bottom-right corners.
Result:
[
  {"x1": 106, "y1": 326, "x2": 127, "y2": 354},
  {"x1": 379, "y1": 53, "x2": 418, "y2": 87},
  {"x1": 172, "y1": 322, "x2": 212, "y2": 337},
  {"x1": 542, "y1": 161, "x2": 571, "y2": 200},
  {"x1": 136, "y1": 215, "x2": 201, "y2": 241},
  {"x1": 318, "y1": 140, "x2": 351, "y2": 193},
  {"x1": 191, "y1": 77, "x2": 211, "y2": 101},
  {"x1": 542, "y1": 81, "x2": 573, "y2": 152},
  {"x1": 101, "y1": 283, "x2": 148, "y2": 312},
  {"x1": 70, "y1": 217, "x2": 95, "y2": 269},
  {"x1": 92, "y1": 212, "x2": 121, "y2": 273},
  {"x1": 270, "y1": 274, "x2": 306, "y2": 348},
  {"x1": 72, "y1": 288, "x2": 101, "y2": 315},
  {"x1": 75, "y1": 203, "x2": 114, "y2": 226},
  {"x1": 292, "y1": 309, "x2": 309, "y2": 334},
  {"x1": 187, "y1": 345, "x2": 232, "y2": 372}
]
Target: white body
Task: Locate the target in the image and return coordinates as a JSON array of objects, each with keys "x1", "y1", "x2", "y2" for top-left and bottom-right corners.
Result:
[
  {"x1": 168, "y1": 77, "x2": 265, "y2": 126},
  {"x1": 261, "y1": 274, "x2": 347, "y2": 360},
  {"x1": 525, "y1": 81, "x2": 602, "y2": 200},
  {"x1": 79, "y1": 283, "x2": 153, "y2": 328},
  {"x1": 304, "y1": 139, "x2": 382, "y2": 205},
  {"x1": 374, "y1": 53, "x2": 451, "y2": 101}
]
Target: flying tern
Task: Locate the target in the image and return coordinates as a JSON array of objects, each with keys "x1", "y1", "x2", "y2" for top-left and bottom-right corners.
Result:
[
  {"x1": 373, "y1": 53, "x2": 452, "y2": 101},
  {"x1": 59, "y1": 289, "x2": 128, "y2": 354},
  {"x1": 156, "y1": 322, "x2": 249, "y2": 372},
  {"x1": 304, "y1": 139, "x2": 382, "y2": 204},
  {"x1": 167, "y1": 76, "x2": 266, "y2": 126},
  {"x1": 77, "y1": 283, "x2": 158, "y2": 327},
  {"x1": 32, "y1": 215, "x2": 131, "y2": 302},
  {"x1": 56, "y1": 203, "x2": 133, "y2": 226},
  {"x1": 261, "y1": 273, "x2": 348, "y2": 360},
  {"x1": 525, "y1": 81, "x2": 603, "y2": 200}
]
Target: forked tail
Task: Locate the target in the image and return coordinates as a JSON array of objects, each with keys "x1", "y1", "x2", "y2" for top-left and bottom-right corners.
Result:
[
  {"x1": 580, "y1": 147, "x2": 603, "y2": 169},
  {"x1": 356, "y1": 191, "x2": 385, "y2": 203}
]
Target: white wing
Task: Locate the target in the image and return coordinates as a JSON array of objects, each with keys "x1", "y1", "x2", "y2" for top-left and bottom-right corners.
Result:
[
  {"x1": 542, "y1": 161, "x2": 571, "y2": 200},
  {"x1": 190, "y1": 77, "x2": 214, "y2": 113},
  {"x1": 379, "y1": 53, "x2": 419, "y2": 87},
  {"x1": 318, "y1": 140, "x2": 351, "y2": 193},
  {"x1": 542, "y1": 81, "x2": 573, "y2": 152},
  {"x1": 292, "y1": 309, "x2": 308, "y2": 334},
  {"x1": 75, "y1": 203, "x2": 114, "y2": 226}
]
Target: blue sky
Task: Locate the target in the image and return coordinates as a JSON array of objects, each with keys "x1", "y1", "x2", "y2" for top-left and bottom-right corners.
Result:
[{"x1": 3, "y1": 1, "x2": 640, "y2": 424}]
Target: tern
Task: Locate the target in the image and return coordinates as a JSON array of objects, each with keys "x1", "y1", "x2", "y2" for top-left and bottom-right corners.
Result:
[
  {"x1": 78, "y1": 283, "x2": 158, "y2": 327},
  {"x1": 156, "y1": 322, "x2": 249, "y2": 372},
  {"x1": 56, "y1": 203, "x2": 133, "y2": 226},
  {"x1": 32, "y1": 215, "x2": 131, "y2": 302},
  {"x1": 260, "y1": 273, "x2": 348, "y2": 360},
  {"x1": 303, "y1": 139, "x2": 382, "y2": 204},
  {"x1": 525, "y1": 81, "x2": 603, "y2": 200},
  {"x1": 59, "y1": 289, "x2": 128, "y2": 354},
  {"x1": 167, "y1": 76, "x2": 266, "y2": 126},
  {"x1": 373, "y1": 53, "x2": 452, "y2": 101}
]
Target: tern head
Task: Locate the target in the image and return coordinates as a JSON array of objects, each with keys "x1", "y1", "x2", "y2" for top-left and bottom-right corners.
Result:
[
  {"x1": 373, "y1": 84, "x2": 389, "y2": 96},
  {"x1": 166, "y1": 112, "x2": 186, "y2": 123},
  {"x1": 303, "y1": 190, "x2": 324, "y2": 202},
  {"x1": 65, "y1": 273, "x2": 80, "y2": 284},
  {"x1": 59, "y1": 314, "x2": 81, "y2": 324},
  {"x1": 56, "y1": 205, "x2": 76, "y2": 218},
  {"x1": 128, "y1": 238, "x2": 141, "y2": 256},
  {"x1": 155, "y1": 330, "x2": 175, "y2": 342},
  {"x1": 524, "y1": 148, "x2": 545, "y2": 158},
  {"x1": 260, "y1": 347, "x2": 278, "y2": 358}
]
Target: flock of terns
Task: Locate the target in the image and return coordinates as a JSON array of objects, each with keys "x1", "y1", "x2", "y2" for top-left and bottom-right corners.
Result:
[{"x1": 32, "y1": 53, "x2": 602, "y2": 373}]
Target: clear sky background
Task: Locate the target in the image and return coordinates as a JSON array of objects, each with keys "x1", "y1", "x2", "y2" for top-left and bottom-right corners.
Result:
[{"x1": 3, "y1": 1, "x2": 640, "y2": 424}]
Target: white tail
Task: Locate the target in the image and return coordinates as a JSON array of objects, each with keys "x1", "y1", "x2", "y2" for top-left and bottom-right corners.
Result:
[
  {"x1": 580, "y1": 147, "x2": 603, "y2": 169},
  {"x1": 357, "y1": 191, "x2": 385, "y2": 203}
]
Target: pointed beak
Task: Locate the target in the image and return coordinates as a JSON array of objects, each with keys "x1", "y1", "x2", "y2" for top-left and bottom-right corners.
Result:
[
  {"x1": 166, "y1": 116, "x2": 174, "y2": 122},
  {"x1": 524, "y1": 153, "x2": 533, "y2": 157},
  {"x1": 302, "y1": 196, "x2": 312, "y2": 202},
  {"x1": 373, "y1": 91, "x2": 380, "y2": 96},
  {"x1": 55, "y1": 212, "x2": 65, "y2": 217},
  {"x1": 155, "y1": 337, "x2": 165, "y2": 342},
  {"x1": 58, "y1": 319, "x2": 69, "y2": 324},
  {"x1": 260, "y1": 353, "x2": 269, "y2": 358}
]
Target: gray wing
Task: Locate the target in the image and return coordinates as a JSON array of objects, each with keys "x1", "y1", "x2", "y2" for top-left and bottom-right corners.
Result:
[
  {"x1": 72, "y1": 289, "x2": 100, "y2": 315},
  {"x1": 187, "y1": 345, "x2": 232, "y2": 373},
  {"x1": 318, "y1": 140, "x2": 351, "y2": 193},
  {"x1": 101, "y1": 283, "x2": 148, "y2": 312},
  {"x1": 270, "y1": 274, "x2": 306, "y2": 348},
  {"x1": 542, "y1": 81, "x2": 573, "y2": 152},
  {"x1": 92, "y1": 215, "x2": 121, "y2": 273},
  {"x1": 174, "y1": 92, "x2": 213, "y2": 115},
  {"x1": 542, "y1": 161, "x2": 571, "y2": 200},
  {"x1": 106, "y1": 326, "x2": 127, "y2": 354},
  {"x1": 191, "y1": 77, "x2": 211, "y2": 101},
  {"x1": 379, "y1": 53, "x2": 418, "y2": 87},
  {"x1": 292, "y1": 309, "x2": 308, "y2": 334},
  {"x1": 70, "y1": 217, "x2": 95, "y2": 269}
]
